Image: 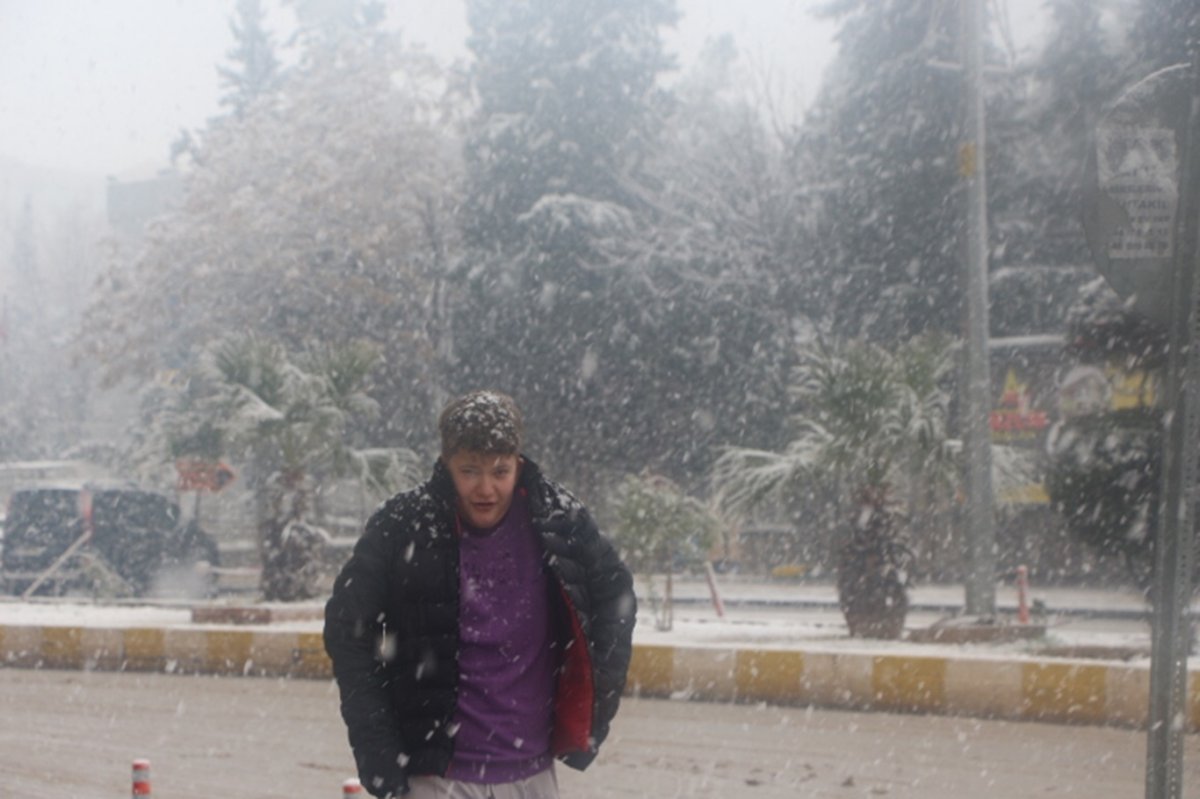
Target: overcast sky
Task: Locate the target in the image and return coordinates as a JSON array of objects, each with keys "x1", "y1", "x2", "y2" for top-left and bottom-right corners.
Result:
[
  {"x1": 0, "y1": 0, "x2": 1046, "y2": 178},
  {"x1": 0, "y1": 0, "x2": 843, "y2": 176}
]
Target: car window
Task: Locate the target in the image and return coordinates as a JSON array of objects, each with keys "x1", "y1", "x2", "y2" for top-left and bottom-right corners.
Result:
[{"x1": 1, "y1": 489, "x2": 82, "y2": 577}]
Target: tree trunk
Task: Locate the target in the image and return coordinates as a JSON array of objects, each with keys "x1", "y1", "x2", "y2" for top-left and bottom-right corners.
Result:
[
  {"x1": 836, "y1": 486, "x2": 912, "y2": 640},
  {"x1": 258, "y1": 471, "x2": 324, "y2": 602}
]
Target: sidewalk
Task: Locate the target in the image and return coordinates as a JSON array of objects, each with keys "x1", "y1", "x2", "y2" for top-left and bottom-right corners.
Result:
[{"x1": 654, "y1": 576, "x2": 1156, "y2": 617}]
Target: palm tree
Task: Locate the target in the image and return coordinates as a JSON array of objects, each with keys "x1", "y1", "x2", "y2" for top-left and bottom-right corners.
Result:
[
  {"x1": 199, "y1": 334, "x2": 421, "y2": 601},
  {"x1": 713, "y1": 335, "x2": 955, "y2": 638}
]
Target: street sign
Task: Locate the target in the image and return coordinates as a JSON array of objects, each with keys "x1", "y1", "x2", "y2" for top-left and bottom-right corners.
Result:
[
  {"x1": 1083, "y1": 64, "x2": 1193, "y2": 325},
  {"x1": 175, "y1": 458, "x2": 236, "y2": 493}
]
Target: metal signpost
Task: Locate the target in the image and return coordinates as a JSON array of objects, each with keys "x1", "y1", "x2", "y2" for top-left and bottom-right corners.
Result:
[{"x1": 1083, "y1": 57, "x2": 1200, "y2": 799}]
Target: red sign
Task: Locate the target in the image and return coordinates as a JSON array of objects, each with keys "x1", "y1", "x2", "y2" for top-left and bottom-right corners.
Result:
[
  {"x1": 990, "y1": 368, "x2": 1049, "y2": 441},
  {"x1": 175, "y1": 459, "x2": 236, "y2": 492},
  {"x1": 989, "y1": 409, "x2": 1049, "y2": 434}
]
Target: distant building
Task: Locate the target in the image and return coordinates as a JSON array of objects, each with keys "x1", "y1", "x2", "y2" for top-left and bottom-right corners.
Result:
[
  {"x1": 69, "y1": 170, "x2": 184, "y2": 453},
  {"x1": 106, "y1": 170, "x2": 182, "y2": 239}
]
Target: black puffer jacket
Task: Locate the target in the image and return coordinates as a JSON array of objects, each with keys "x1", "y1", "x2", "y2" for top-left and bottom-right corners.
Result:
[{"x1": 324, "y1": 457, "x2": 636, "y2": 798}]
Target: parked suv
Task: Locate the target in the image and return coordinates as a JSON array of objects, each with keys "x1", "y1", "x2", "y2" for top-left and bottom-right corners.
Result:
[{"x1": 1, "y1": 484, "x2": 220, "y2": 598}]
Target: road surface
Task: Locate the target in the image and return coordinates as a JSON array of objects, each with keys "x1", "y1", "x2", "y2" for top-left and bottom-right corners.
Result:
[{"x1": 1, "y1": 667, "x2": 1193, "y2": 798}]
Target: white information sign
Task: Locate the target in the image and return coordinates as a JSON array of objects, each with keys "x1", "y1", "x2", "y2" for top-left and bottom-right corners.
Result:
[
  {"x1": 1096, "y1": 125, "x2": 1179, "y2": 259},
  {"x1": 1082, "y1": 64, "x2": 1191, "y2": 324}
]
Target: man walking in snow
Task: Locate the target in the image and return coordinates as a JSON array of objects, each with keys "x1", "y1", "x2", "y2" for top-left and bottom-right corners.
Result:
[{"x1": 325, "y1": 390, "x2": 637, "y2": 799}]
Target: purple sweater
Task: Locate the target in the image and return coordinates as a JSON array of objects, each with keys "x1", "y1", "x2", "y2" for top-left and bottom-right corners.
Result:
[{"x1": 450, "y1": 492, "x2": 556, "y2": 783}]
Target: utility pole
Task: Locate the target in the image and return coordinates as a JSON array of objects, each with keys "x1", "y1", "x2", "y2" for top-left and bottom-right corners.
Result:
[{"x1": 959, "y1": 0, "x2": 996, "y2": 616}]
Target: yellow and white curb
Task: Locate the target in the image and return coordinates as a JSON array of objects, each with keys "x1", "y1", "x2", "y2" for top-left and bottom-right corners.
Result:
[
  {"x1": 0, "y1": 625, "x2": 330, "y2": 679},
  {"x1": 0, "y1": 624, "x2": 1189, "y2": 731},
  {"x1": 626, "y1": 644, "x2": 1189, "y2": 729}
]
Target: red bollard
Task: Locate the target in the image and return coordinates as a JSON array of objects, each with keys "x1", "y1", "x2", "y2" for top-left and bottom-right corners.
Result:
[
  {"x1": 132, "y1": 759, "x2": 151, "y2": 797},
  {"x1": 1016, "y1": 565, "x2": 1030, "y2": 624},
  {"x1": 343, "y1": 777, "x2": 363, "y2": 798}
]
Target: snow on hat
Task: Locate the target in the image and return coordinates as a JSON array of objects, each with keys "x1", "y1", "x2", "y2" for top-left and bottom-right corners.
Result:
[{"x1": 438, "y1": 390, "x2": 524, "y2": 456}]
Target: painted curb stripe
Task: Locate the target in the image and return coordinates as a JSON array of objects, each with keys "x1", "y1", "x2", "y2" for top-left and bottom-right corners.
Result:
[
  {"x1": 735, "y1": 650, "x2": 805, "y2": 704},
  {"x1": 293, "y1": 631, "x2": 332, "y2": 678},
  {"x1": 872, "y1": 655, "x2": 946, "y2": 713},
  {"x1": 1021, "y1": 662, "x2": 1108, "y2": 724},
  {"x1": 123, "y1": 628, "x2": 166, "y2": 671},
  {"x1": 205, "y1": 630, "x2": 255, "y2": 674},
  {"x1": 628, "y1": 644, "x2": 674, "y2": 696},
  {"x1": 0, "y1": 625, "x2": 42, "y2": 667},
  {"x1": 40, "y1": 626, "x2": 83, "y2": 669}
]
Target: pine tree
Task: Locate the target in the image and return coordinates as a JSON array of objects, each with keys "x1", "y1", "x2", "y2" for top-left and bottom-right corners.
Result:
[
  {"x1": 460, "y1": 0, "x2": 677, "y2": 251},
  {"x1": 83, "y1": 26, "x2": 459, "y2": 448},
  {"x1": 801, "y1": 0, "x2": 966, "y2": 340},
  {"x1": 451, "y1": 0, "x2": 678, "y2": 487},
  {"x1": 603, "y1": 37, "x2": 811, "y2": 480},
  {"x1": 992, "y1": 0, "x2": 1126, "y2": 267},
  {"x1": 217, "y1": 0, "x2": 281, "y2": 118},
  {"x1": 1130, "y1": 0, "x2": 1199, "y2": 73},
  {"x1": 286, "y1": 0, "x2": 386, "y2": 50}
]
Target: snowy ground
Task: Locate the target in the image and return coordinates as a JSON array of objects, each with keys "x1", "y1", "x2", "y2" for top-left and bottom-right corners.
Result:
[
  {"x1": 3, "y1": 669, "x2": 1168, "y2": 799},
  {"x1": 629, "y1": 577, "x2": 1157, "y2": 660}
]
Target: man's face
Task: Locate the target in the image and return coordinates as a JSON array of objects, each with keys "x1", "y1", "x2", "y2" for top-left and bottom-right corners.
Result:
[{"x1": 446, "y1": 450, "x2": 520, "y2": 530}]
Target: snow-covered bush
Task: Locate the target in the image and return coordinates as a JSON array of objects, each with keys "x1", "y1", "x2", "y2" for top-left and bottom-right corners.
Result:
[
  {"x1": 1045, "y1": 410, "x2": 1159, "y2": 592},
  {"x1": 612, "y1": 471, "x2": 722, "y2": 631},
  {"x1": 1045, "y1": 277, "x2": 1170, "y2": 595}
]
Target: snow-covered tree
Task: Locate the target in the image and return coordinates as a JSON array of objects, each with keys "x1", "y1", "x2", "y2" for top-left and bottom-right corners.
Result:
[
  {"x1": 459, "y1": 0, "x2": 677, "y2": 250},
  {"x1": 1130, "y1": 0, "x2": 1199, "y2": 74},
  {"x1": 217, "y1": 0, "x2": 282, "y2": 118},
  {"x1": 158, "y1": 334, "x2": 421, "y2": 601},
  {"x1": 287, "y1": 0, "x2": 386, "y2": 49},
  {"x1": 713, "y1": 335, "x2": 955, "y2": 638},
  {"x1": 1045, "y1": 407, "x2": 1159, "y2": 593},
  {"x1": 450, "y1": 0, "x2": 679, "y2": 489},
  {"x1": 499, "y1": 36, "x2": 809, "y2": 484},
  {"x1": 800, "y1": 0, "x2": 966, "y2": 340},
  {"x1": 82, "y1": 25, "x2": 462, "y2": 446},
  {"x1": 599, "y1": 36, "x2": 814, "y2": 478},
  {"x1": 1044, "y1": 278, "x2": 1170, "y2": 594},
  {"x1": 716, "y1": 337, "x2": 955, "y2": 512},
  {"x1": 990, "y1": 0, "x2": 1128, "y2": 267}
]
